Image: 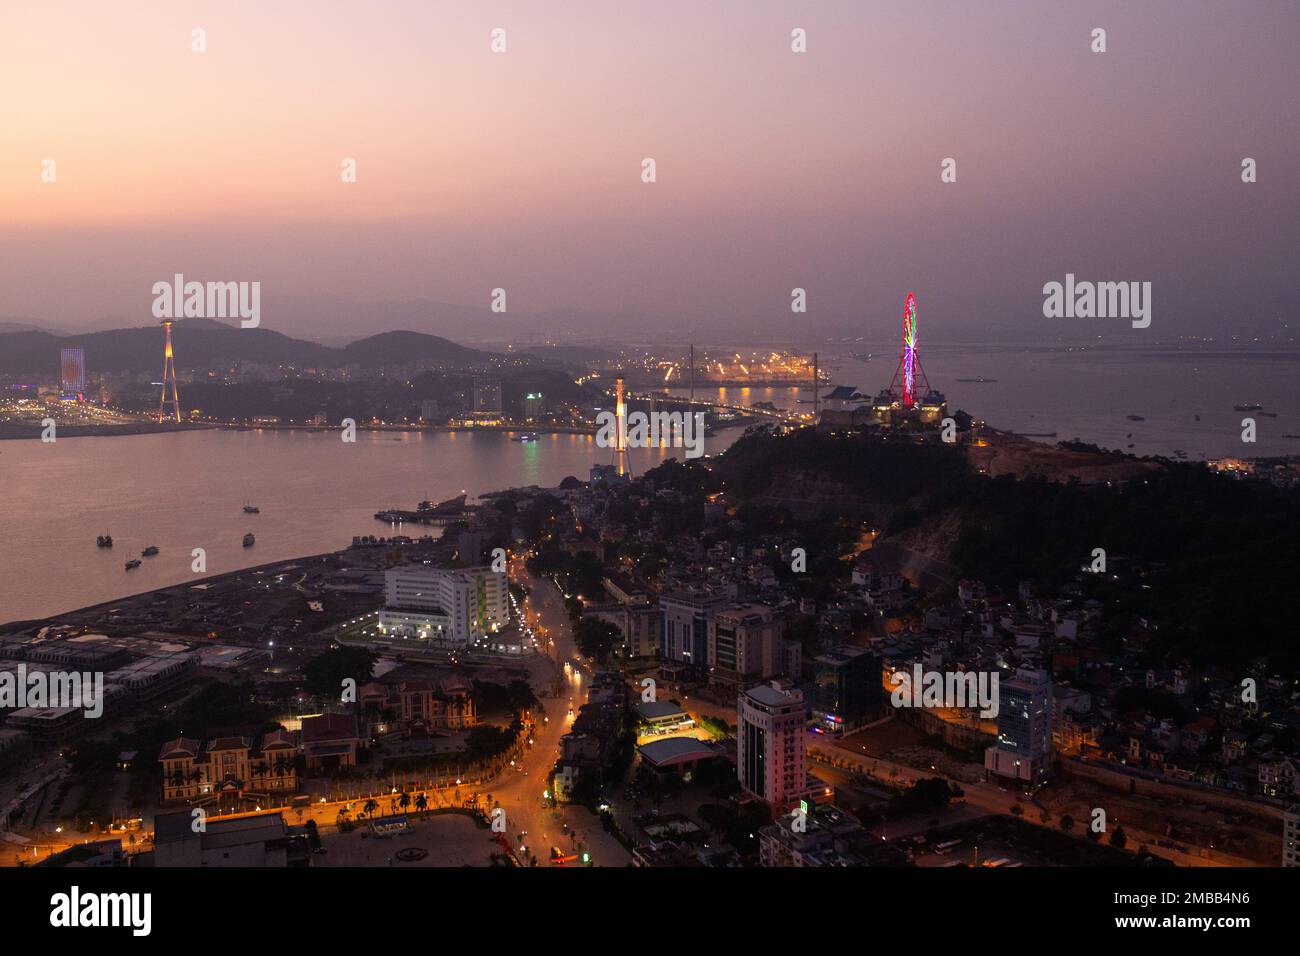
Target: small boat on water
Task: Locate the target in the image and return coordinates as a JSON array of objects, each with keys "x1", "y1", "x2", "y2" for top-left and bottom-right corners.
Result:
[
  {"x1": 512, "y1": 432, "x2": 540, "y2": 443},
  {"x1": 96, "y1": 534, "x2": 113, "y2": 548},
  {"x1": 1126, "y1": 414, "x2": 1145, "y2": 422},
  {"x1": 243, "y1": 504, "x2": 260, "y2": 514},
  {"x1": 956, "y1": 378, "x2": 999, "y2": 383},
  {"x1": 1234, "y1": 403, "x2": 1263, "y2": 412},
  {"x1": 243, "y1": 533, "x2": 255, "y2": 548},
  {"x1": 124, "y1": 558, "x2": 142, "y2": 570},
  {"x1": 141, "y1": 546, "x2": 159, "y2": 557}
]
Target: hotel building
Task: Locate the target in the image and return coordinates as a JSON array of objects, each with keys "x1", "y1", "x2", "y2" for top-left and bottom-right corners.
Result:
[
  {"x1": 378, "y1": 565, "x2": 509, "y2": 646},
  {"x1": 737, "y1": 681, "x2": 806, "y2": 805}
]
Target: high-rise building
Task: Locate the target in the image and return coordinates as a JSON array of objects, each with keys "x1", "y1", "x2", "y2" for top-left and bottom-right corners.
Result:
[
  {"x1": 378, "y1": 565, "x2": 508, "y2": 646},
  {"x1": 59, "y1": 347, "x2": 85, "y2": 401},
  {"x1": 812, "y1": 645, "x2": 882, "y2": 734},
  {"x1": 472, "y1": 377, "x2": 502, "y2": 417},
  {"x1": 522, "y1": 392, "x2": 544, "y2": 420},
  {"x1": 708, "y1": 604, "x2": 780, "y2": 692},
  {"x1": 984, "y1": 667, "x2": 1054, "y2": 785},
  {"x1": 660, "y1": 591, "x2": 728, "y2": 667},
  {"x1": 738, "y1": 681, "x2": 806, "y2": 805}
]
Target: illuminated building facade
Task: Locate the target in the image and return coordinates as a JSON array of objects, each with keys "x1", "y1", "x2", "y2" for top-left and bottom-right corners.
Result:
[
  {"x1": 379, "y1": 565, "x2": 508, "y2": 645},
  {"x1": 59, "y1": 347, "x2": 85, "y2": 401},
  {"x1": 738, "y1": 681, "x2": 806, "y2": 805},
  {"x1": 158, "y1": 732, "x2": 299, "y2": 803},
  {"x1": 522, "y1": 392, "x2": 544, "y2": 420}
]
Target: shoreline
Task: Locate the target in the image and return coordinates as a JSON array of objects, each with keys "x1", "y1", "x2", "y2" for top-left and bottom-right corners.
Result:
[
  {"x1": 0, "y1": 417, "x2": 766, "y2": 442},
  {"x1": 0, "y1": 550, "x2": 344, "y2": 633}
]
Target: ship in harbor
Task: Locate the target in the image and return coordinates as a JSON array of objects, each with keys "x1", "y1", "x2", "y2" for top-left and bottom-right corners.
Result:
[
  {"x1": 243, "y1": 532, "x2": 255, "y2": 547},
  {"x1": 124, "y1": 558, "x2": 142, "y2": 570},
  {"x1": 243, "y1": 504, "x2": 260, "y2": 514},
  {"x1": 96, "y1": 534, "x2": 113, "y2": 548},
  {"x1": 141, "y1": 545, "x2": 159, "y2": 557}
]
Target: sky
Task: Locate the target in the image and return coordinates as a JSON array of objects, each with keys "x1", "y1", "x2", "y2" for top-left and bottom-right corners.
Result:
[{"x1": 1, "y1": 0, "x2": 1297, "y2": 344}]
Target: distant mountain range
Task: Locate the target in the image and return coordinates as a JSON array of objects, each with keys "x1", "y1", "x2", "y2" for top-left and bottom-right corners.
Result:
[{"x1": 0, "y1": 320, "x2": 495, "y2": 376}]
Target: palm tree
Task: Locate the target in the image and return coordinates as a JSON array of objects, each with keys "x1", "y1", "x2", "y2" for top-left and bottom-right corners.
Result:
[
  {"x1": 398, "y1": 791, "x2": 411, "y2": 814},
  {"x1": 414, "y1": 793, "x2": 428, "y2": 816},
  {"x1": 363, "y1": 799, "x2": 379, "y2": 820}
]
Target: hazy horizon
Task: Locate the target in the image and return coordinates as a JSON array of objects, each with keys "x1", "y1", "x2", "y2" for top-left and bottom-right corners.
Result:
[{"x1": 4, "y1": 0, "x2": 1297, "y2": 343}]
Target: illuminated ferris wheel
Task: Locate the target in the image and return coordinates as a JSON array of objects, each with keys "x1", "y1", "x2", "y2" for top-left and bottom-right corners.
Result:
[{"x1": 889, "y1": 292, "x2": 930, "y2": 408}]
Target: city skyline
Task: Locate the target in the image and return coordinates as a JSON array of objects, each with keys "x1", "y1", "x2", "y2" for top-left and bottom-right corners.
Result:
[{"x1": 1, "y1": 1, "x2": 1295, "y2": 926}]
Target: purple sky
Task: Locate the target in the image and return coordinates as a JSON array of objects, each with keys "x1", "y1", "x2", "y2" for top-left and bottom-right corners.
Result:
[{"x1": 2, "y1": 0, "x2": 1297, "y2": 344}]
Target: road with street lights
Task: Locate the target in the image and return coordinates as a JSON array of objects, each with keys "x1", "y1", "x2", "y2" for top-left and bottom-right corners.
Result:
[{"x1": 486, "y1": 558, "x2": 630, "y2": 866}]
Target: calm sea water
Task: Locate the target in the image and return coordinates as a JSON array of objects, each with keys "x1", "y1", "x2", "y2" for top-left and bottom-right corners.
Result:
[
  {"x1": 671, "y1": 345, "x2": 1300, "y2": 460},
  {"x1": 3, "y1": 346, "x2": 1296, "y2": 623},
  {"x1": 0, "y1": 429, "x2": 729, "y2": 624}
]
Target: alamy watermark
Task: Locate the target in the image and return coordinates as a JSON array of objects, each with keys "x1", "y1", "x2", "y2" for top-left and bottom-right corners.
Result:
[
  {"x1": 889, "y1": 665, "x2": 999, "y2": 719},
  {"x1": 50, "y1": 886, "x2": 150, "y2": 936},
  {"x1": 1, "y1": 665, "x2": 104, "y2": 718},
  {"x1": 152, "y1": 273, "x2": 260, "y2": 328},
  {"x1": 595, "y1": 410, "x2": 705, "y2": 459},
  {"x1": 1042, "y1": 273, "x2": 1150, "y2": 329}
]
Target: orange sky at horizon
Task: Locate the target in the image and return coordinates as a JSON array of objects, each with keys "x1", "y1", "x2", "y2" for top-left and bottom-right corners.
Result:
[{"x1": 2, "y1": 1, "x2": 1296, "y2": 336}]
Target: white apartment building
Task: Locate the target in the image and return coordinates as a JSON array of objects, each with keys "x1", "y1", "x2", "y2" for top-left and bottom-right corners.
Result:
[
  {"x1": 738, "y1": 681, "x2": 806, "y2": 805},
  {"x1": 379, "y1": 565, "x2": 508, "y2": 646}
]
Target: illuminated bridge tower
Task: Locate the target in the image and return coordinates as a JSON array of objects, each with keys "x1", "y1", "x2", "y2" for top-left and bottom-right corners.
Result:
[
  {"x1": 614, "y1": 375, "x2": 629, "y2": 477},
  {"x1": 158, "y1": 319, "x2": 181, "y2": 423}
]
